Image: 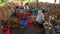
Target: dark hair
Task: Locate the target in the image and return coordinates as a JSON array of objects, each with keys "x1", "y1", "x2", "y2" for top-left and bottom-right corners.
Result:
[
  {"x1": 42, "y1": 10, "x2": 45, "y2": 13},
  {"x1": 25, "y1": 3, "x2": 28, "y2": 6},
  {"x1": 16, "y1": 6, "x2": 19, "y2": 9}
]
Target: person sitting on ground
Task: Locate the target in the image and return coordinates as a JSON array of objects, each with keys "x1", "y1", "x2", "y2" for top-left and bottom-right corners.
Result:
[{"x1": 35, "y1": 9, "x2": 45, "y2": 28}]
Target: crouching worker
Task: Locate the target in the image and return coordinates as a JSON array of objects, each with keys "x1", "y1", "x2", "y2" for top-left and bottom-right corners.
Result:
[{"x1": 34, "y1": 9, "x2": 45, "y2": 28}]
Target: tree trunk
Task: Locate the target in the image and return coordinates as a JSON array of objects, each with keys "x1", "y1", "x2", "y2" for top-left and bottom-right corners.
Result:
[
  {"x1": 54, "y1": 0, "x2": 56, "y2": 9},
  {"x1": 36, "y1": 0, "x2": 38, "y2": 10},
  {"x1": 21, "y1": 0, "x2": 22, "y2": 6}
]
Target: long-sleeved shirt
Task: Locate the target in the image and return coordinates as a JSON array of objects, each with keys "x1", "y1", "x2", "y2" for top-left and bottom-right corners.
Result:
[
  {"x1": 36, "y1": 10, "x2": 44, "y2": 23},
  {"x1": 24, "y1": 5, "x2": 29, "y2": 10}
]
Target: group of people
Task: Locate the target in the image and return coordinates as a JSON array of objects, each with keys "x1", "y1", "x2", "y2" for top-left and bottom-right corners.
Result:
[
  {"x1": 0, "y1": 2, "x2": 60, "y2": 34},
  {"x1": 0, "y1": 3, "x2": 36, "y2": 28}
]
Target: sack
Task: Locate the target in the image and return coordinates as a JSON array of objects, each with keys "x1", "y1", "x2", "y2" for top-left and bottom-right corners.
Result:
[
  {"x1": 28, "y1": 18, "x2": 34, "y2": 24},
  {"x1": 20, "y1": 20, "x2": 28, "y2": 27}
]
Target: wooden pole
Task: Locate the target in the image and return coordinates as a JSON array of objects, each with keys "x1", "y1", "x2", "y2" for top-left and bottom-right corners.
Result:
[
  {"x1": 36, "y1": 0, "x2": 38, "y2": 15},
  {"x1": 54, "y1": 0, "x2": 56, "y2": 9},
  {"x1": 21, "y1": 0, "x2": 23, "y2": 6},
  {"x1": 36, "y1": 0, "x2": 38, "y2": 10}
]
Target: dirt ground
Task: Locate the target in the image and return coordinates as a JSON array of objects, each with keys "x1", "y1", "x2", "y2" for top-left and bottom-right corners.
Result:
[{"x1": 10, "y1": 25, "x2": 45, "y2": 34}]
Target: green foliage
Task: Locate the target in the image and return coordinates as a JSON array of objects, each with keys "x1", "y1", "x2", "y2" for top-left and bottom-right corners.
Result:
[
  {"x1": 22, "y1": 0, "x2": 36, "y2": 2},
  {"x1": 22, "y1": 0, "x2": 26, "y2": 2},
  {"x1": 0, "y1": 0, "x2": 7, "y2": 7}
]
